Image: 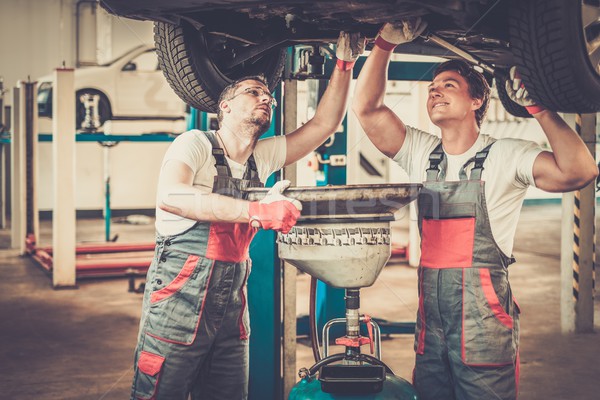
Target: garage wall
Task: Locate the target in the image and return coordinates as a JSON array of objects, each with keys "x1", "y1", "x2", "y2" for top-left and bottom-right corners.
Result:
[
  {"x1": 0, "y1": 0, "x2": 153, "y2": 92},
  {"x1": 1, "y1": 0, "x2": 171, "y2": 212},
  {"x1": 0, "y1": 0, "x2": 75, "y2": 92}
]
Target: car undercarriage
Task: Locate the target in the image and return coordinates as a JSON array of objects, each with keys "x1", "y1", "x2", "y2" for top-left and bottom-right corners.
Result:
[{"x1": 100, "y1": 0, "x2": 600, "y2": 115}]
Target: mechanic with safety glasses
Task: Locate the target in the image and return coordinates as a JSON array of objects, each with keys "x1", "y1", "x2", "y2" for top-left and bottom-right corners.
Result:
[{"x1": 130, "y1": 32, "x2": 365, "y2": 400}]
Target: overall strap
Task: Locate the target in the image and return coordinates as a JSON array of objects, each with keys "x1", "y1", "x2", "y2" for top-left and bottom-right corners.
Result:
[
  {"x1": 204, "y1": 131, "x2": 232, "y2": 178},
  {"x1": 458, "y1": 141, "x2": 496, "y2": 180},
  {"x1": 426, "y1": 143, "x2": 446, "y2": 181},
  {"x1": 244, "y1": 154, "x2": 260, "y2": 182}
]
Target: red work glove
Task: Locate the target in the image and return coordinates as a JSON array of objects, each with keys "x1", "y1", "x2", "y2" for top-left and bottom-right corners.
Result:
[
  {"x1": 505, "y1": 66, "x2": 546, "y2": 115},
  {"x1": 248, "y1": 180, "x2": 302, "y2": 234},
  {"x1": 374, "y1": 19, "x2": 428, "y2": 51},
  {"x1": 335, "y1": 31, "x2": 366, "y2": 71}
]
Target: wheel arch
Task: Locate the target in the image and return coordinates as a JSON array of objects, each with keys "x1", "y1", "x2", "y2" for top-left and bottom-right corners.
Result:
[{"x1": 153, "y1": 20, "x2": 286, "y2": 113}]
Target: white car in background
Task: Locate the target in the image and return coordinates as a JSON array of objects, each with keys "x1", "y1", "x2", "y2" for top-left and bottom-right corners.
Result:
[{"x1": 37, "y1": 45, "x2": 187, "y2": 131}]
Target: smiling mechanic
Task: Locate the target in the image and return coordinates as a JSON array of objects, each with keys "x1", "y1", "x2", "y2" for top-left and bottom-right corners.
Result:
[
  {"x1": 352, "y1": 20, "x2": 598, "y2": 400},
  {"x1": 130, "y1": 32, "x2": 365, "y2": 400}
]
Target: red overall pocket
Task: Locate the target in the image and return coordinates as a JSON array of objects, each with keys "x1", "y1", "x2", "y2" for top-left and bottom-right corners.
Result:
[
  {"x1": 146, "y1": 256, "x2": 215, "y2": 345},
  {"x1": 135, "y1": 351, "x2": 165, "y2": 400},
  {"x1": 150, "y1": 254, "x2": 199, "y2": 304},
  {"x1": 420, "y1": 217, "x2": 475, "y2": 268}
]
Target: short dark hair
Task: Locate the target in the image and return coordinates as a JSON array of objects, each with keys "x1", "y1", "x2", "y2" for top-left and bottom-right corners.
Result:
[
  {"x1": 217, "y1": 75, "x2": 269, "y2": 124},
  {"x1": 433, "y1": 60, "x2": 490, "y2": 128}
]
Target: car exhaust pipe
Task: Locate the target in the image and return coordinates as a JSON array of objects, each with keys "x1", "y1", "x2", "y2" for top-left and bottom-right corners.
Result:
[{"x1": 421, "y1": 33, "x2": 496, "y2": 75}]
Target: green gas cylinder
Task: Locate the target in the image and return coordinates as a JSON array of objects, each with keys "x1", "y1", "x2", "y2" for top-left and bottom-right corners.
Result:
[{"x1": 288, "y1": 372, "x2": 418, "y2": 400}]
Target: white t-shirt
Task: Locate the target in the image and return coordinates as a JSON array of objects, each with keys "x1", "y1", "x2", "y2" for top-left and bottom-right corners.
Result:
[
  {"x1": 155, "y1": 130, "x2": 287, "y2": 235},
  {"x1": 393, "y1": 126, "x2": 543, "y2": 256}
]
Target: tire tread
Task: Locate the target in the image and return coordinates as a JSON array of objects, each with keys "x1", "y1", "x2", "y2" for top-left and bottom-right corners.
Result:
[
  {"x1": 509, "y1": 0, "x2": 600, "y2": 112},
  {"x1": 153, "y1": 21, "x2": 286, "y2": 113}
]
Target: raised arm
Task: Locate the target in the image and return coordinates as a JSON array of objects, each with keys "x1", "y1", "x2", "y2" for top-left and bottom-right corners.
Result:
[
  {"x1": 505, "y1": 67, "x2": 598, "y2": 192},
  {"x1": 352, "y1": 20, "x2": 427, "y2": 158},
  {"x1": 157, "y1": 160, "x2": 301, "y2": 232},
  {"x1": 531, "y1": 110, "x2": 598, "y2": 192},
  {"x1": 284, "y1": 32, "x2": 364, "y2": 166}
]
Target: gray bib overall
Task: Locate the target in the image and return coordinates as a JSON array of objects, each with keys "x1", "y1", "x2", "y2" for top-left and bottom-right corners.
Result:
[
  {"x1": 413, "y1": 143, "x2": 521, "y2": 400},
  {"x1": 131, "y1": 131, "x2": 263, "y2": 400}
]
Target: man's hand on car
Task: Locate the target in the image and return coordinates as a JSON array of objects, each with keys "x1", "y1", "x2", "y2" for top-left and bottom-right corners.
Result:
[
  {"x1": 336, "y1": 31, "x2": 366, "y2": 71},
  {"x1": 505, "y1": 66, "x2": 545, "y2": 115},
  {"x1": 248, "y1": 180, "x2": 302, "y2": 234},
  {"x1": 375, "y1": 18, "x2": 428, "y2": 51}
]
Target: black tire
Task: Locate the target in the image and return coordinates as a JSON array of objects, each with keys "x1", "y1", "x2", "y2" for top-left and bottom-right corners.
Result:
[
  {"x1": 76, "y1": 89, "x2": 112, "y2": 131},
  {"x1": 154, "y1": 21, "x2": 287, "y2": 113},
  {"x1": 494, "y1": 71, "x2": 532, "y2": 118},
  {"x1": 509, "y1": 0, "x2": 600, "y2": 113}
]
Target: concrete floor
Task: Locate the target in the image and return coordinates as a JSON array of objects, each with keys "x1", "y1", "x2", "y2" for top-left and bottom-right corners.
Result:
[{"x1": 0, "y1": 204, "x2": 599, "y2": 399}]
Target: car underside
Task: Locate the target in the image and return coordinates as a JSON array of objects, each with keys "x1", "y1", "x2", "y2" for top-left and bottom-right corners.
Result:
[
  {"x1": 102, "y1": 0, "x2": 513, "y2": 64},
  {"x1": 100, "y1": 0, "x2": 600, "y2": 116}
]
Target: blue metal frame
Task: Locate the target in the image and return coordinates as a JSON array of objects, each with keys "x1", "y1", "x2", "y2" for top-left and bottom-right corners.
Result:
[
  {"x1": 2, "y1": 133, "x2": 178, "y2": 143},
  {"x1": 324, "y1": 58, "x2": 439, "y2": 81},
  {"x1": 37, "y1": 133, "x2": 176, "y2": 142}
]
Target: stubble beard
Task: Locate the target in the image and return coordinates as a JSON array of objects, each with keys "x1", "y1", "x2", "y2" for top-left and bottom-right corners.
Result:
[{"x1": 245, "y1": 114, "x2": 271, "y2": 137}]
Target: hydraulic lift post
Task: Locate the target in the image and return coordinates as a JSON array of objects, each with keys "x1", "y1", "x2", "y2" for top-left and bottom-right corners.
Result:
[
  {"x1": 10, "y1": 85, "x2": 24, "y2": 252},
  {"x1": 247, "y1": 86, "x2": 284, "y2": 400},
  {"x1": 560, "y1": 113, "x2": 597, "y2": 333},
  {"x1": 52, "y1": 68, "x2": 77, "y2": 288},
  {"x1": 281, "y1": 74, "x2": 299, "y2": 399}
]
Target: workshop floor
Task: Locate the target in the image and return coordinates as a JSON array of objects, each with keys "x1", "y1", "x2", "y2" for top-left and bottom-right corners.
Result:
[{"x1": 1, "y1": 204, "x2": 599, "y2": 400}]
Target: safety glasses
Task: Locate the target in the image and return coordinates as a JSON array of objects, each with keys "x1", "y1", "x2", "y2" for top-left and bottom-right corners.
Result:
[{"x1": 227, "y1": 86, "x2": 277, "y2": 108}]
